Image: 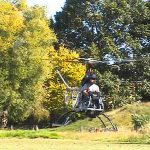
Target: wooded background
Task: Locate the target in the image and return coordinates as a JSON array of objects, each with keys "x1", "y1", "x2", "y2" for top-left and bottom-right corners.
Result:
[{"x1": 0, "y1": 0, "x2": 149, "y2": 125}]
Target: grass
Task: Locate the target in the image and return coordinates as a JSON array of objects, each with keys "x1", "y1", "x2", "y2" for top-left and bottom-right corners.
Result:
[
  {"x1": 0, "y1": 128, "x2": 149, "y2": 144},
  {"x1": 110, "y1": 102, "x2": 150, "y2": 129},
  {"x1": 0, "y1": 139, "x2": 150, "y2": 150},
  {"x1": 59, "y1": 130, "x2": 150, "y2": 144},
  {"x1": 50, "y1": 102, "x2": 150, "y2": 133},
  {"x1": 0, "y1": 129, "x2": 60, "y2": 139},
  {"x1": 0, "y1": 102, "x2": 150, "y2": 145}
]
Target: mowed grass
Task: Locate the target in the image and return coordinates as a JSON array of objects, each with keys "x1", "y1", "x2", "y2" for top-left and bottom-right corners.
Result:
[
  {"x1": 0, "y1": 102, "x2": 149, "y2": 150},
  {"x1": 0, "y1": 129, "x2": 150, "y2": 144},
  {"x1": 0, "y1": 139, "x2": 150, "y2": 150},
  {"x1": 0, "y1": 129, "x2": 60, "y2": 139},
  {"x1": 0, "y1": 103, "x2": 150, "y2": 144},
  {"x1": 53, "y1": 102, "x2": 150, "y2": 132}
]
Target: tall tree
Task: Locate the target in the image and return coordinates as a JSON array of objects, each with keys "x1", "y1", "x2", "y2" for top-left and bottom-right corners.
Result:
[
  {"x1": 0, "y1": 1, "x2": 25, "y2": 121},
  {"x1": 54, "y1": 0, "x2": 150, "y2": 105},
  {"x1": 0, "y1": 1, "x2": 86, "y2": 124},
  {"x1": 54, "y1": 0, "x2": 149, "y2": 59},
  {"x1": 0, "y1": 1, "x2": 57, "y2": 123},
  {"x1": 44, "y1": 46, "x2": 86, "y2": 115}
]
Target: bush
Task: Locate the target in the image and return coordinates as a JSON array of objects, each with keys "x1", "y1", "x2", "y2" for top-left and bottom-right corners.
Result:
[{"x1": 131, "y1": 114, "x2": 150, "y2": 131}]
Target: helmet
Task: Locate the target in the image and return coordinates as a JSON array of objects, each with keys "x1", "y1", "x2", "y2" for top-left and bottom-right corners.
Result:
[{"x1": 89, "y1": 74, "x2": 96, "y2": 79}]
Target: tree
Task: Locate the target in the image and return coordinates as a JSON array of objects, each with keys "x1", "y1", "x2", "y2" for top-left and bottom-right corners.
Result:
[
  {"x1": 54, "y1": 0, "x2": 149, "y2": 57},
  {"x1": 44, "y1": 46, "x2": 86, "y2": 115},
  {"x1": 12, "y1": 0, "x2": 28, "y2": 11},
  {"x1": 53, "y1": 0, "x2": 150, "y2": 105},
  {"x1": 0, "y1": 1, "x2": 57, "y2": 123},
  {"x1": 54, "y1": 0, "x2": 149, "y2": 58},
  {"x1": 0, "y1": 1, "x2": 86, "y2": 124},
  {"x1": 19, "y1": 5, "x2": 57, "y2": 123},
  {"x1": 0, "y1": 1, "x2": 25, "y2": 122}
]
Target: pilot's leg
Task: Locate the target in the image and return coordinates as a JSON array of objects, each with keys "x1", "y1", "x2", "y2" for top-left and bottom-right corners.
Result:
[{"x1": 82, "y1": 90, "x2": 90, "y2": 107}]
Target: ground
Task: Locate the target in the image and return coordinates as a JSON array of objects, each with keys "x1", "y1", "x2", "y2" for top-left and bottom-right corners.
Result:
[{"x1": 0, "y1": 139, "x2": 150, "y2": 150}]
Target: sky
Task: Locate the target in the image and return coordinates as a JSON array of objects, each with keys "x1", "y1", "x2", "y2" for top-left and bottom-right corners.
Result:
[{"x1": 26, "y1": 0, "x2": 66, "y2": 18}]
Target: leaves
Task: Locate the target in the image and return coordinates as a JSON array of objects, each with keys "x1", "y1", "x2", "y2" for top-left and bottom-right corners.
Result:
[
  {"x1": 44, "y1": 46, "x2": 86, "y2": 113},
  {"x1": 0, "y1": 1, "x2": 86, "y2": 123},
  {"x1": 0, "y1": 1, "x2": 57, "y2": 123},
  {"x1": 54, "y1": 0, "x2": 150, "y2": 107},
  {"x1": 0, "y1": 1, "x2": 24, "y2": 52}
]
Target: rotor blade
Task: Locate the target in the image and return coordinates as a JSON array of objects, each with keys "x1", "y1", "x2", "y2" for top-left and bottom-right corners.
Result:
[
  {"x1": 113, "y1": 59, "x2": 138, "y2": 64},
  {"x1": 78, "y1": 58, "x2": 108, "y2": 64}
]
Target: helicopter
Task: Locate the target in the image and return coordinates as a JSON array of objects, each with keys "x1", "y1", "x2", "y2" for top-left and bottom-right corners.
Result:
[{"x1": 51, "y1": 55, "x2": 150, "y2": 131}]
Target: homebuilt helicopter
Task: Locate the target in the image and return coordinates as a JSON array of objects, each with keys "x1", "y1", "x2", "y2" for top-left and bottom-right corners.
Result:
[{"x1": 52, "y1": 54, "x2": 150, "y2": 131}]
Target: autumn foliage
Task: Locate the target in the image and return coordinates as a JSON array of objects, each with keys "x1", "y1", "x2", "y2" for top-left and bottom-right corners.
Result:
[{"x1": 0, "y1": 1, "x2": 85, "y2": 124}]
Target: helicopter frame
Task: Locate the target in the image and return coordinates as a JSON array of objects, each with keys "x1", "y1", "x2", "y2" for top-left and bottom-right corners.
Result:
[
  {"x1": 52, "y1": 55, "x2": 150, "y2": 131},
  {"x1": 52, "y1": 70, "x2": 118, "y2": 131}
]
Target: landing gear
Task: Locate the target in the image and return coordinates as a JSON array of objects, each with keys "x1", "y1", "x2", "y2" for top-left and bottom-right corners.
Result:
[
  {"x1": 54, "y1": 70, "x2": 118, "y2": 131},
  {"x1": 52, "y1": 111, "x2": 79, "y2": 127},
  {"x1": 52, "y1": 110, "x2": 117, "y2": 131},
  {"x1": 97, "y1": 113, "x2": 117, "y2": 131}
]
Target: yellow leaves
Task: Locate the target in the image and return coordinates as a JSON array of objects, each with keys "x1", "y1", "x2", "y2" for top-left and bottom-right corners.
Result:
[
  {"x1": 48, "y1": 46, "x2": 86, "y2": 86},
  {"x1": 23, "y1": 5, "x2": 57, "y2": 46},
  {"x1": 0, "y1": 3, "x2": 24, "y2": 32},
  {"x1": 24, "y1": 17, "x2": 56, "y2": 48},
  {"x1": 45, "y1": 45, "x2": 86, "y2": 112},
  {"x1": 9, "y1": 13, "x2": 24, "y2": 32},
  {"x1": 0, "y1": 1, "x2": 85, "y2": 116},
  {"x1": 0, "y1": 1, "x2": 24, "y2": 52},
  {"x1": 15, "y1": 0, "x2": 28, "y2": 11}
]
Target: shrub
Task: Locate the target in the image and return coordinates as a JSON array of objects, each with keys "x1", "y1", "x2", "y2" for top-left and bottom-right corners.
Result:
[{"x1": 131, "y1": 114, "x2": 150, "y2": 131}]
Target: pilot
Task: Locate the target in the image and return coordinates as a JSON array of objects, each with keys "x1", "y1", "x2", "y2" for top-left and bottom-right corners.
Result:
[
  {"x1": 81, "y1": 68, "x2": 94, "y2": 87},
  {"x1": 81, "y1": 74, "x2": 100, "y2": 101}
]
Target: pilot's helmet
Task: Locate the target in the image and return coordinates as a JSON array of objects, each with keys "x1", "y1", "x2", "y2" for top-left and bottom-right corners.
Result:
[{"x1": 90, "y1": 74, "x2": 96, "y2": 80}]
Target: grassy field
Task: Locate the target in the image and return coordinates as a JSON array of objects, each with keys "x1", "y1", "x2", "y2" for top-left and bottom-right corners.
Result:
[
  {"x1": 52, "y1": 102, "x2": 150, "y2": 132},
  {"x1": 0, "y1": 103, "x2": 149, "y2": 149},
  {"x1": 0, "y1": 129, "x2": 149, "y2": 144},
  {"x1": 0, "y1": 139, "x2": 150, "y2": 150}
]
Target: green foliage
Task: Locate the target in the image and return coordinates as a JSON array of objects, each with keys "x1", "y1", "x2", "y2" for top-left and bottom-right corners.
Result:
[
  {"x1": 44, "y1": 46, "x2": 86, "y2": 114},
  {"x1": 0, "y1": 129, "x2": 60, "y2": 139},
  {"x1": 0, "y1": 1, "x2": 86, "y2": 124},
  {"x1": 99, "y1": 71, "x2": 140, "y2": 109},
  {"x1": 132, "y1": 114, "x2": 150, "y2": 130},
  {"x1": 137, "y1": 80, "x2": 150, "y2": 101},
  {"x1": 54, "y1": 0, "x2": 149, "y2": 57},
  {"x1": 0, "y1": 1, "x2": 56, "y2": 123},
  {"x1": 54, "y1": 0, "x2": 150, "y2": 107}
]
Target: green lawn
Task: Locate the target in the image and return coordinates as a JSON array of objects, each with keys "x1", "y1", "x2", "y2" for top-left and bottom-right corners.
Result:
[
  {"x1": 0, "y1": 139, "x2": 149, "y2": 150},
  {"x1": 0, "y1": 103, "x2": 149, "y2": 149},
  {"x1": 0, "y1": 129, "x2": 149, "y2": 144}
]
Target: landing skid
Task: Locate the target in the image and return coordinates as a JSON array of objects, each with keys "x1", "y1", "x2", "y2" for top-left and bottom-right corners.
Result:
[{"x1": 52, "y1": 110, "x2": 117, "y2": 131}]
